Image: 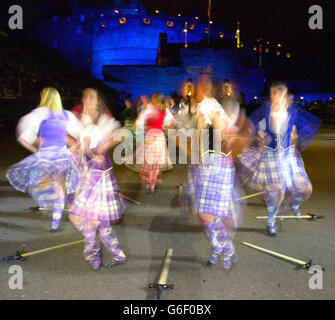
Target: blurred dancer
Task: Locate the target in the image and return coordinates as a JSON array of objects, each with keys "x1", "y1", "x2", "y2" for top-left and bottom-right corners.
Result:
[
  {"x1": 180, "y1": 78, "x2": 214, "y2": 215},
  {"x1": 121, "y1": 98, "x2": 137, "y2": 127},
  {"x1": 170, "y1": 95, "x2": 179, "y2": 115},
  {"x1": 195, "y1": 92, "x2": 247, "y2": 270},
  {"x1": 136, "y1": 93, "x2": 176, "y2": 194},
  {"x1": 238, "y1": 82, "x2": 320, "y2": 236},
  {"x1": 7, "y1": 87, "x2": 81, "y2": 231},
  {"x1": 69, "y1": 88, "x2": 127, "y2": 270},
  {"x1": 120, "y1": 97, "x2": 137, "y2": 154},
  {"x1": 137, "y1": 95, "x2": 150, "y2": 114}
]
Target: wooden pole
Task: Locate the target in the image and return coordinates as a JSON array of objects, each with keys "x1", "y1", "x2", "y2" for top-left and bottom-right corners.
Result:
[
  {"x1": 255, "y1": 214, "x2": 324, "y2": 220},
  {"x1": 158, "y1": 249, "x2": 173, "y2": 285},
  {"x1": 242, "y1": 241, "x2": 307, "y2": 266},
  {"x1": 1, "y1": 240, "x2": 85, "y2": 263},
  {"x1": 113, "y1": 191, "x2": 141, "y2": 205},
  {"x1": 237, "y1": 191, "x2": 266, "y2": 201},
  {"x1": 21, "y1": 240, "x2": 84, "y2": 258}
]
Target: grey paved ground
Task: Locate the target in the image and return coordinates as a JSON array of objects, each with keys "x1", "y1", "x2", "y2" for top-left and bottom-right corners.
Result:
[{"x1": 0, "y1": 127, "x2": 334, "y2": 300}]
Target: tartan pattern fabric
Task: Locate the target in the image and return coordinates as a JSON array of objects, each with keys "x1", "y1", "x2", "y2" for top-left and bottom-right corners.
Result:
[
  {"x1": 138, "y1": 164, "x2": 162, "y2": 190},
  {"x1": 71, "y1": 165, "x2": 127, "y2": 222},
  {"x1": 125, "y1": 130, "x2": 173, "y2": 173},
  {"x1": 136, "y1": 130, "x2": 172, "y2": 188},
  {"x1": 238, "y1": 145, "x2": 311, "y2": 193},
  {"x1": 6, "y1": 147, "x2": 80, "y2": 210},
  {"x1": 204, "y1": 217, "x2": 235, "y2": 257},
  {"x1": 194, "y1": 152, "x2": 244, "y2": 222},
  {"x1": 284, "y1": 146, "x2": 312, "y2": 192},
  {"x1": 237, "y1": 147, "x2": 265, "y2": 192},
  {"x1": 72, "y1": 219, "x2": 126, "y2": 262},
  {"x1": 7, "y1": 149, "x2": 79, "y2": 194},
  {"x1": 142, "y1": 130, "x2": 172, "y2": 166},
  {"x1": 237, "y1": 147, "x2": 262, "y2": 172}
]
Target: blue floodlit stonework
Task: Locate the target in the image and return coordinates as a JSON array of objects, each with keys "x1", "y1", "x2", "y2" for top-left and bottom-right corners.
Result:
[{"x1": 27, "y1": 0, "x2": 265, "y2": 101}]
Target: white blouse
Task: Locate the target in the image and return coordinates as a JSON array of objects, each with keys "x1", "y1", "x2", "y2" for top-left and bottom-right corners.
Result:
[
  {"x1": 80, "y1": 113, "x2": 120, "y2": 149},
  {"x1": 17, "y1": 107, "x2": 82, "y2": 145},
  {"x1": 270, "y1": 110, "x2": 288, "y2": 135},
  {"x1": 198, "y1": 97, "x2": 239, "y2": 131},
  {"x1": 135, "y1": 106, "x2": 174, "y2": 133}
]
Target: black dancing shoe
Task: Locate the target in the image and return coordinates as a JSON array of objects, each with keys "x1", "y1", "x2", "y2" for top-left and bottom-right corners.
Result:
[{"x1": 104, "y1": 257, "x2": 127, "y2": 268}]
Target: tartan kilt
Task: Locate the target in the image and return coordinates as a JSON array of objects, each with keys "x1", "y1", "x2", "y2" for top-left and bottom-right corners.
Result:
[
  {"x1": 71, "y1": 165, "x2": 127, "y2": 222},
  {"x1": 237, "y1": 147, "x2": 264, "y2": 193},
  {"x1": 238, "y1": 146, "x2": 310, "y2": 193},
  {"x1": 140, "y1": 129, "x2": 172, "y2": 168},
  {"x1": 125, "y1": 130, "x2": 173, "y2": 172},
  {"x1": 194, "y1": 152, "x2": 244, "y2": 225},
  {"x1": 237, "y1": 147, "x2": 262, "y2": 172},
  {"x1": 136, "y1": 130, "x2": 173, "y2": 185},
  {"x1": 6, "y1": 148, "x2": 80, "y2": 209},
  {"x1": 281, "y1": 146, "x2": 311, "y2": 192}
]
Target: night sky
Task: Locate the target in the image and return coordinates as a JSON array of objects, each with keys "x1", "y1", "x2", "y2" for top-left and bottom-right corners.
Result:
[
  {"x1": 1, "y1": 0, "x2": 334, "y2": 58},
  {"x1": 84, "y1": 0, "x2": 335, "y2": 57},
  {"x1": 1, "y1": 0, "x2": 334, "y2": 76}
]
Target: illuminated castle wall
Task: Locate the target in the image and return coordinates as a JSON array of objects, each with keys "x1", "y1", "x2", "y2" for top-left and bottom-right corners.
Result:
[
  {"x1": 104, "y1": 48, "x2": 265, "y2": 101},
  {"x1": 90, "y1": 13, "x2": 227, "y2": 79},
  {"x1": 27, "y1": 0, "x2": 265, "y2": 101}
]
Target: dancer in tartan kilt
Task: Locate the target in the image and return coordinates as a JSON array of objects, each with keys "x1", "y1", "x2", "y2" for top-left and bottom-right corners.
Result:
[
  {"x1": 237, "y1": 82, "x2": 321, "y2": 236},
  {"x1": 6, "y1": 87, "x2": 81, "y2": 232},
  {"x1": 69, "y1": 88, "x2": 127, "y2": 271},
  {"x1": 135, "y1": 93, "x2": 176, "y2": 194},
  {"x1": 193, "y1": 78, "x2": 249, "y2": 270}
]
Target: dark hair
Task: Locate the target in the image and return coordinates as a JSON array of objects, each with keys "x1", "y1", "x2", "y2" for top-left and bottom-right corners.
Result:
[
  {"x1": 83, "y1": 88, "x2": 109, "y2": 123},
  {"x1": 270, "y1": 81, "x2": 288, "y2": 89},
  {"x1": 133, "y1": 97, "x2": 141, "y2": 109}
]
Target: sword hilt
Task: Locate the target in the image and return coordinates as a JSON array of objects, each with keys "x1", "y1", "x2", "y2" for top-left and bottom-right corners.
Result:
[
  {"x1": 301, "y1": 259, "x2": 325, "y2": 271},
  {"x1": 0, "y1": 251, "x2": 25, "y2": 263},
  {"x1": 27, "y1": 206, "x2": 40, "y2": 212},
  {"x1": 148, "y1": 283, "x2": 174, "y2": 300},
  {"x1": 148, "y1": 283, "x2": 174, "y2": 290},
  {"x1": 308, "y1": 214, "x2": 325, "y2": 221}
]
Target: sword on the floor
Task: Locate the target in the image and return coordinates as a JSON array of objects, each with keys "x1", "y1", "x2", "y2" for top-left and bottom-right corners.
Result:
[
  {"x1": 242, "y1": 241, "x2": 324, "y2": 271},
  {"x1": 0, "y1": 239, "x2": 84, "y2": 263},
  {"x1": 237, "y1": 191, "x2": 266, "y2": 201},
  {"x1": 255, "y1": 214, "x2": 325, "y2": 221},
  {"x1": 179, "y1": 185, "x2": 266, "y2": 202},
  {"x1": 148, "y1": 249, "x2": 174, "y2": 300}
]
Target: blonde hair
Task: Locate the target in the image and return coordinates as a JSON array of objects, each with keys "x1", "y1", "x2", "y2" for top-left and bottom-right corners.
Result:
[
  {"x1": 152, "y1": 92, "x2": 165, "y2": 111},
  {"x1": 38, "y1": 87, "x2": 63, "y2": 111}
]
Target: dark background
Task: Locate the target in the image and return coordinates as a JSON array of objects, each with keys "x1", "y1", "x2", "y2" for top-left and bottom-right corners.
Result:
[
  {"x1": 1, "y1": 0, "x2": 334, "y2": 64},
  {"x1": 0, "y1": 0, "x2": 334, "y2": 107}
]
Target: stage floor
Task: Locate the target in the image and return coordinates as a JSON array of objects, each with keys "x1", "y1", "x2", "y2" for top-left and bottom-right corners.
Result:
[{"x1": 0, "y1": 126, "x2": 334, "y2": 300}]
